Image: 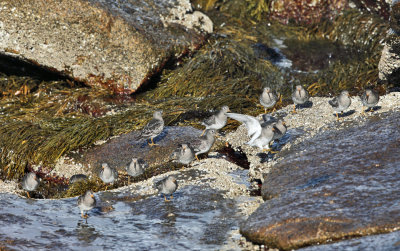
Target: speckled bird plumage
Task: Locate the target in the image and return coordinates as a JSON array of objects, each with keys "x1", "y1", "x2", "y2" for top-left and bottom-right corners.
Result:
[
  {"x1": 141, "y1": 110, "x2": 164, "y2": 144},
  {"x1": 329, "y1": 90, "x2": 351, "y2": 114},
  {"x1": 202, "y1": 106, "x2": 229, "y2": 131},
  {"x1": 361, "y1": 89, "x2": 379, "y2": 109},
  {"x1": 192, "y1": 129, "x2": 216, "y2": 157}
]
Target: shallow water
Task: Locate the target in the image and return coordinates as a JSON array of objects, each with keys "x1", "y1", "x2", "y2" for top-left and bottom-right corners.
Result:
[{"x1": 0, "y1": 183, "x2": 240, "y2": 250}]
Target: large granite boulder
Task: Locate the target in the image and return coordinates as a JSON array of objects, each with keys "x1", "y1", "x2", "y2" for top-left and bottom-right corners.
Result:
[
  {"x1": 0, "y1": 0, "x2": 212, "y2": 92},
  {"x1": 240, "y1": 112, "x2": 400, "y2": 250}
]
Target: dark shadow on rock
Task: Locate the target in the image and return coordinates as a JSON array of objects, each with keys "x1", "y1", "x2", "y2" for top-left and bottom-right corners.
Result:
[
  {"x1": 257, "y1": 152, "x2": 275, "y2": 163},
  {"x1": 369, "y1": 106, "x2": 382, "y2": 112},
  {"x1": 336, "y1": 109, "x2": 355, "y2": 118},
  {"x1": 298, "y1": 100, "x2": 313, "y2": 109},
  {"x1": 139, "y1": 129, "x2": 168, "y2": 148}
]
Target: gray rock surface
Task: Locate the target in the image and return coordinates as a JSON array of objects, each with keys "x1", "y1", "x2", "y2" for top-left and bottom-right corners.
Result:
[
  {"x1": 75, "y1": 126, "x2": 202, "y2": 172},
  {"x1": 0, "y1": 0, "x2": 212, "y2": 92},
  {"x1": 240, "y1": 111, "x2": 400, "y2": 250}
]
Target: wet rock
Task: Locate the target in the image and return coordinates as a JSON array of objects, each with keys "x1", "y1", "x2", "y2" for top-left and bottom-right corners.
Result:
[
  {"x1": 379, "y1": 1, "x2": 400, "y2": 88},
  {"x1": 74, "y1": 126, "x2": 202, "y2": 173},
  {"x1": 0, "y1": 170, "x2": 245, "y2": 250},
  {"x1": 0, "y1": 0, "x2": 211, "y2": 92},
  {"x1": 301, "y1": 230, "x2": 400, "y2": 250},
  {"x1": 241, "y1": 112, "x2": 400, "y2": 250}
]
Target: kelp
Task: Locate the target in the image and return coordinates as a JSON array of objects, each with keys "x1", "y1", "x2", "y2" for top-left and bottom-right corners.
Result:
[{"x1": 0, "y1": 1, "x2": 389, "y2": 193}]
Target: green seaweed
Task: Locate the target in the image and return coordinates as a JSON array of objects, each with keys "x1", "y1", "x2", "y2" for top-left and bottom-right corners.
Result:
[{"x1": 0, "y1": 2, "x2": 389, "y2": 198}]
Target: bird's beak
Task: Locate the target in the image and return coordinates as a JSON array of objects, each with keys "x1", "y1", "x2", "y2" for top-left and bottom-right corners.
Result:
[
  {"x1": 282, "y1": 121, "x2": 286, "y2": 126},
  {"x1": 272, "y1": 127, "x2": 275, "y2": 131},
  {"x1": 90, "y1": 194, "x2": 94, "y2": 198}
]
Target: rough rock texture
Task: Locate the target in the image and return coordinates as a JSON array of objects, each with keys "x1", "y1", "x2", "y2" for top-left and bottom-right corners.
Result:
[
  {"x1": 379, "y1": 1, "x2": 400, "y2": 87},
  {"x1": 74, "y1": 126, "x2": 203, "y2": 173},
  {"x1": 240, "y1": 111, "x2": 400, "y2": 250},
  {"x1": 0, "y1": 0, "x2": 212, "y2": 92}
]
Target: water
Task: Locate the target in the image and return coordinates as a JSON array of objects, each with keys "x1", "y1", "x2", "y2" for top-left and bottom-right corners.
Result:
[{"x1": 0, "y1": 185, "x2": 240, "y2": 250}]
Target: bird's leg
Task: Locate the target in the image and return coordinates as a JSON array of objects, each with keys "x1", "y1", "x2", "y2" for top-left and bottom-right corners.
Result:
[
  {"x1": 83, "y1": 214, "x2": 89, "y2": 219},
  {"x1": 26, "y1": 191, "x2": 31, "y2": 198},
  {"x1": 336, "y1": 112, "x2": 339, "y2": 121},
  {"x1": 148, "y1": 138, "x2": 158, "y2": 146},
  {"x1": 361, "y1": 106, "x2": 366, "y2": 116},
  {"x1": 81, "y1": 212, "x2": 84, "y2": 218},
  {"x1": 128, "y1": 176, "x2": 130, "y2": 186},
  {"x1": 170, "y1": 194, "x2": 173, "y2": 199},
  {"x1": 164, "y1": 194, "x2": 170, "y2": 202},
  {"x1": 195, "y1": 155, "x2": 200, "y2": 161},
  {"x1": 292, "y1": 104, "x2": 297, "y2": 114},
  {"x1": 263, "y1": 148, "x2": 279, "y2": 154},
  {"x1": 105, "y1": 185, "x2": 108, "y2": 191},
  {"x1": 264, "y1": 108, "x2": 267, "y2": 114}
]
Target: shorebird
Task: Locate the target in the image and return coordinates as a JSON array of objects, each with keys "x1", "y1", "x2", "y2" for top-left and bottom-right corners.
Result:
[
  {"x1": 156, "y1": 176, "x2": 178, "y2": 202},
  {"x1": 329, "y1": 90, "x2": 351, "y2": 120},
  {"x1": 141, "y1": 110, "x2": 164, "y2": 146},
  {"x1": 201, "y1": 106, "x2": 230, "y2": 136},
  {"x1": 292, "y1": 85, "x2": 310, "y2": 113}
]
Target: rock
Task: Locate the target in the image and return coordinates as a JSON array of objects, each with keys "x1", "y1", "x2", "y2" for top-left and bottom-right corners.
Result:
[
  {"x1": 379, "y1": 1, "x2": 400, "y2": 88},
  {"x1": 241, "y1": 112, "x2": 400, "y2": 250},
  {"x1": 74, "y1": 126, "x2": 202, "y2": 173},
  {"x1": 301, "y1": 230, "x2": 400, "y2": 250},
  {"x1": 0, "y1": 0, "x2": 212, "y2": 93}
]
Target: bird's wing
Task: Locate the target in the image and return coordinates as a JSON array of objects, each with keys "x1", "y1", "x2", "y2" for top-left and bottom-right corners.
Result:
[
  {"x1": 138, "y1": 159, "x2": 148, "y2": 169},
  {"x1": 260, "y1": 114, "x2": 277, "y2": 127},
  {"x1": 77, "y1": 195, "x2": 83, "y2": 206},
  {"x1": 113, "y1": 169, "x2": 119, "y2": 179},
  {"x1": 328, "y1": 97, "x2": 339, "y2": 108},
  {"x1": 141, "y1": 119, "x2": 163, "y2": 137},
  {"x1": 227, "y1": 113, "x2": 261, "y2": 137},
  {"x1": 202, "y1": 115, "x2": 216, "y2": 126},
  {"x1": 193, "y1": 139, "x2": 207, "y2": 152}
]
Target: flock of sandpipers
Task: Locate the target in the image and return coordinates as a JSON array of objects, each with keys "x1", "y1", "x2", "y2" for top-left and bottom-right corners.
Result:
[{"x1": 20, "y1": 85, "x2": 380, "y2": 219}]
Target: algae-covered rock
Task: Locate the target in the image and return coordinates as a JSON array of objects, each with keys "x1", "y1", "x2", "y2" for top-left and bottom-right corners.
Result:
[
  {"x1": 240, "y1": 112, "x2": 400, "y2": 250},
  {"x1": 0, "y1": 0, "x2": 211, "y2": 92}
]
